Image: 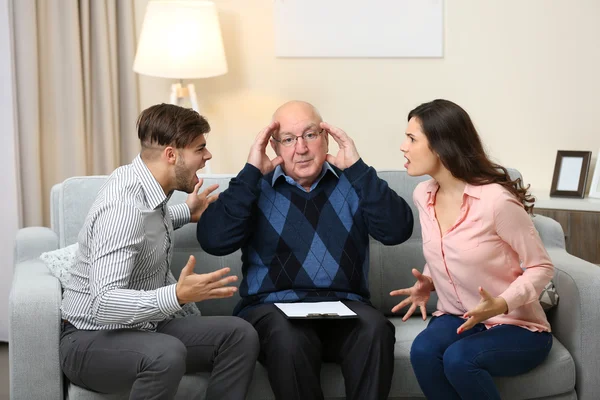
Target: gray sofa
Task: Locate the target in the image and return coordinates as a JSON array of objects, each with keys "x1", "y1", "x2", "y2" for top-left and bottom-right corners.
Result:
[{"x1": 9, "y1": 170, "x2": 600, "y2": 400}]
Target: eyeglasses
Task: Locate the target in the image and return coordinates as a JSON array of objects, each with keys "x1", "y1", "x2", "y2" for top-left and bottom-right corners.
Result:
[{"x1": 271, "y1": 130, "x2": 324, "y2": 147}]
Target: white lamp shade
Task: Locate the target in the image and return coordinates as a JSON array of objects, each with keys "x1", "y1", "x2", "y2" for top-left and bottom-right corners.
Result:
[{"x1": 133, "y1": 0, "x2": 228, "y2": 79}]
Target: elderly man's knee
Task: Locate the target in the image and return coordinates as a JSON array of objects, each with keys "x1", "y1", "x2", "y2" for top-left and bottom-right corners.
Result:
[
  {"x1": 264, "y1": 324, "x2": 317, "y2": 360},
  {"x1": 360, "y1": 313, "x2": 395, "y2": 346}
]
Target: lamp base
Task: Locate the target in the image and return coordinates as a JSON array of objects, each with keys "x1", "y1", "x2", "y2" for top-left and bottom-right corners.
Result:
[
  {"x1": 169, "y1": 82, "x2": 212, "y2": 175},
  {"x1": 169, "y1": 82, "x2": 199, "y2": 112}
]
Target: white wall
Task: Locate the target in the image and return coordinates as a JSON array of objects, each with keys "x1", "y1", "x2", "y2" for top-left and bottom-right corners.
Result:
[
  {"x1": 0, "y1": 0, "x2": 21, "y2": 342},
  {"x1": 135, "y1": 0, "x2": 600, "y2": 193}
]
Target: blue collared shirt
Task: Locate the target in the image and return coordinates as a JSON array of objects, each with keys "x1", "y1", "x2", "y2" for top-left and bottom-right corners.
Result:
[{"x1": 271, "y1": 162, "x2": 339, "y2": 192}]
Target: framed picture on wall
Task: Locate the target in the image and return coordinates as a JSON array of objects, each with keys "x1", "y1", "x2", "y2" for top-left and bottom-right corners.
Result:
[
  {"x1": 589, "y1": 150, "x2": 600, "y2": 199},
  {"x1": 550, "y1": 150, "x2": 592, "y2": 198}
]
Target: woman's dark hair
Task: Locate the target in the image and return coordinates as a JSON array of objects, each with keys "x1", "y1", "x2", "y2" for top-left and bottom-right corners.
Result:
[
  {"x1": 137, "y1": 103, "x2": 210, "y2": 149},
  {"x1": 408, "y1": 99, "x2": 534, "y2": 213}
]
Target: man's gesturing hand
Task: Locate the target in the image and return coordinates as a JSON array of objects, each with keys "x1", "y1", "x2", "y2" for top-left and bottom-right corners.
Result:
[
  {"x1": 175, "y1": 256, "x2": 239, "y2": 304},
  {"x1": 186, "y1": 179, "x2": 219, "y2": 223}
]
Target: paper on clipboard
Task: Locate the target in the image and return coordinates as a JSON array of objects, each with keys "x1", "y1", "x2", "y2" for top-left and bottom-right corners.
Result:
[{"x1": 274, "y1": 301, "x2": 358, "y2": 319}]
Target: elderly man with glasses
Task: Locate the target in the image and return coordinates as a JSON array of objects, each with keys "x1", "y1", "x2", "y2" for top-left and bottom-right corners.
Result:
[{"x1": 196, "y1": 100, "x2": 414, "y2": 400}]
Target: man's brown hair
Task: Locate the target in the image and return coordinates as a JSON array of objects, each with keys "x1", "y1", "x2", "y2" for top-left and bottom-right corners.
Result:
[{"x1": 137, "y1": 103, "x2": 210, "y2": 149}]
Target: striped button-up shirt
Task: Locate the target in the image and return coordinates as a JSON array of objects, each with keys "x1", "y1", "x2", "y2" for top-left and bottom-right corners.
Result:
[{"x1": 61, "y1": 155, "x2": 190, "y2": 331}]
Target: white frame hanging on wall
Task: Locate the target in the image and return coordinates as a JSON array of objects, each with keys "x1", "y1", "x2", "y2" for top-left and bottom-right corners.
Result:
[{"x1": 274, "y1": 0, "x2": 444, "y2": 58}]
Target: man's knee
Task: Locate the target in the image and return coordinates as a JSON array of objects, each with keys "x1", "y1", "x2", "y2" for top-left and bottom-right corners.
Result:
[
  {"x1": 227, "y1": 317, "x2": 260, "y2": 358},
  {"x1": 145, "y1": 336, "x2": 187, "y2": 376},
  {"x1": 359, "y1": 313, "x2": 395, "y2": 345},
  {"x1": 260, "y1": 324, "x2": 319, "y2": 366}
]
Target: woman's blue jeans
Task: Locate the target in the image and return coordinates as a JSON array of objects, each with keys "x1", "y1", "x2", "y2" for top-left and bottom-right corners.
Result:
[{"x1": 410, "y1": 314, "x2": 553, "y2": 400}]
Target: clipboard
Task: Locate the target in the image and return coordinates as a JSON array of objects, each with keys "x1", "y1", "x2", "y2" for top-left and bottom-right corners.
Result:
[{"x1": 274, "y1": 301, "x2": 358, "y2": 319}]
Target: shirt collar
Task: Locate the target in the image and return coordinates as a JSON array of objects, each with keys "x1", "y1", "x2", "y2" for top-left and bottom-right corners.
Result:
[
  {"x1": 464, "y1": 183, "x2": 482, "y2": 199},
  {"x1": 425, "y1": 180, "x2": 439, "y2": 206},
  {"x1": 132, "y1": 155, "x2": 170, "y2": 210},
  {"x1": 425, "y1": 180, "x2": 481, "y2": 205},
  {"x1": 271, "y1": 162, "x2": 339, "y2": 189}
]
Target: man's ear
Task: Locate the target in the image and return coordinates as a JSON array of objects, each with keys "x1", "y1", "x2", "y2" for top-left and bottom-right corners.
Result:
[
  {"x1": 270, "y1": 139, "x2": 280, "y2": 156},
  {"x1": 164, "y1": 146, "x2": 177, "y2": 165}
]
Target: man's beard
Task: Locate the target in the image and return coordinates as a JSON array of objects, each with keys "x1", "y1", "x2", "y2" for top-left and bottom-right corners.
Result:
[{"x1": 174, "y1": 158, "x2": 195, "y2": 194}]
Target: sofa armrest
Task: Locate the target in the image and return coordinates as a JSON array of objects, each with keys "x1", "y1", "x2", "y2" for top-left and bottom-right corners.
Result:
[
  {"x1": 9, "y1": 258, "x2": 64, "y2": 400},
  {"x1": 14, "y1": 226, "x2": 59, "y2": 263},
  {"x1": 532, "y1": 214, "x2": 566, "y2": 250},
  {"x1": 545, "y1": 247, "x2": 600, "y2": 400}
]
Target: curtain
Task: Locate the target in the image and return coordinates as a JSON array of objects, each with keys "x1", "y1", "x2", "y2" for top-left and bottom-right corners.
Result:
[{"x1": 12, "y1": 0, "x2": 141, "y2": 227}]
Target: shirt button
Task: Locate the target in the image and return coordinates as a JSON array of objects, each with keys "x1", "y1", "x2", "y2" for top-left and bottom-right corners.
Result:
[{"x1": 449, "y1": 280, "x2": 452, "y2": 284}]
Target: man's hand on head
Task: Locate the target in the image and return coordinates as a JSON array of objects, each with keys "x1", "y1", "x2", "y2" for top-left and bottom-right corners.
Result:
[
  {"x1": 321, "y1": 122, "x2": 360, "y2": 170},
  {"x1": 247, "y1": 121, "x2": 283, "y2": 175}
]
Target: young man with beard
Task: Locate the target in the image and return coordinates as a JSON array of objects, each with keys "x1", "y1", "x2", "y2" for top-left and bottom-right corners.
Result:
[{"x1": 60, "y1": 104, "x2": 259, "y2": 400}]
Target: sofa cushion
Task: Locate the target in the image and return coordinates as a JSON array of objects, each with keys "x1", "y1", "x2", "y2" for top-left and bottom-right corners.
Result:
[
  {"x1": 66, "y1": 317, "x2": 575, "y2": 400},
  {"x1": 40, "y1": 242, "x2": 78, "y2": 286},
  {"x1": 389, "y1": 317, "x2": 575, "y2": 400},
  {"x1": 52, "y1": 176, "x2": 107, "y2": 247},
  {"x1": 539, "y1": 280, "x2": 560, "y2": 311},
  {"x1": 368, "y1": 238, "x2": 438, "y2": 316}
]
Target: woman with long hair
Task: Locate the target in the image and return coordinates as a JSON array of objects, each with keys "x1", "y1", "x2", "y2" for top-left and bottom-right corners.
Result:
[{"x1": 391, "y1": 99, "x2": 554, "y2": 399}]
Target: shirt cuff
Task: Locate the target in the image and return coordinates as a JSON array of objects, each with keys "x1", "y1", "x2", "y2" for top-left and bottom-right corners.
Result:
[
  {"x1": 342, "y1": 158, "x2": 369, "y2": 183},
  {"x1": 156, "y1": 284, "x2": 182, "y2": 316},
  {"x1": 499, "y1": 285, "x2": 525, "y2": 314},
  {"x1": 237, "y1": 163, "x2": 263, "y2": 187},
  {"x1": 169, "y1": 204, "x2": 191, "y2": 229}
]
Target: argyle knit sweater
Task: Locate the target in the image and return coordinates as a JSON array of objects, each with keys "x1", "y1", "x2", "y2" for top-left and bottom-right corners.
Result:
[{"x1": 197, "y1": 159, "x2": 414, "y2": 315}]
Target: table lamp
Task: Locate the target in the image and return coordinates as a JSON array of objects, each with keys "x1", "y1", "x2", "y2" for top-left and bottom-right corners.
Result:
[{"x1": 133, "y1": 0, "x2": 228, "y2": 173}]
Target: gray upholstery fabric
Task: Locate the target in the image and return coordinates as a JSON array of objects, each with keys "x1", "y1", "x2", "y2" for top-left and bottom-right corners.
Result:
[
  {"x1": 544, "y1": 249, "x2": 600, "y2": 400},
  {"x1": 51, "y1": 176, "x2": 106, "y2": 247},
  {"x1": 369, "y1": 238, "x2": 439, "y2": 315},
  {"x1": 10, "y1": 170, "x2": 596, "y2": 400},
  {"x1": 14, "y1": 226, "x2": 59, "y2": 264},
  {"x1": 59, "y1": 317, "x2": 577, "y2": 400},
  {"x1": 533, "y1": 214, "x2": 567, "y2": 249},
  {"x1": 9, "y1": 259, "x2": 64, "y2": 400}
]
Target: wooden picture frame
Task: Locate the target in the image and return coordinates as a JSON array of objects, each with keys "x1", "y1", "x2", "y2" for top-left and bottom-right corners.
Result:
[
  {"x1": 589, "y1": 150, "x2": 600, "y2": 199},
  {"x1": 550, "y1": 150, "x2": 592, "y2": 198}
]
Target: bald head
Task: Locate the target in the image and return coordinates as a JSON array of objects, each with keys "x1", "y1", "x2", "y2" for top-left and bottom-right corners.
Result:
[{"x1": 272, "y1": 101, "x2": 322, "y2": 126}]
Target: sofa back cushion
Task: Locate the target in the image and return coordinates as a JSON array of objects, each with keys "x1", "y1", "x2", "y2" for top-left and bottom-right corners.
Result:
[
  {"x1": 170, "y1": 171, "x2": 433, "y2": 316},
  {"x1": 51, "y1": 171, "x2": 432, "y2": 315},
  {"x1": 51, "y1": 176, "x2": 107, "y2": 247}
]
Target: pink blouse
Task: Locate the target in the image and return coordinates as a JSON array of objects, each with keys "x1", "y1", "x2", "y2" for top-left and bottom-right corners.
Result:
[{"x1": 414, "y1": 180, "x2": 553, "y2": 332}]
